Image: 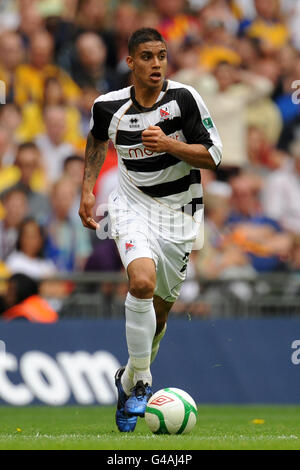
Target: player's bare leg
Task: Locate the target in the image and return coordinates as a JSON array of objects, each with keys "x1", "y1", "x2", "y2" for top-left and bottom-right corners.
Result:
[
  {"x1": 153, "y1": 295, "x2": 173, "y2": 333},
  {"x1": 151, "y1": 295, "x2": 174, "y2": 363},
  {"x1": 128, "y1": 257, "x2": 156, "y2": 299}
]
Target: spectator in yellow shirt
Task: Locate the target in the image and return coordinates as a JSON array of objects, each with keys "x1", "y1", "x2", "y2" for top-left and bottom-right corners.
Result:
[
  {"x1": 0, "y1": 30, "x2": 25, "y2": 104},
  {"x1": 239, "y1": 0, "x2": 290, "y2": 50},
  {"x1": 198, "y1": 16, "x2": 241, "y2": 71},
  {"x1": 0, "y1": 142, "x2": 49, "y2": 223},
  {"x1": 0, "y1": 126, "x2": 19, "y2": 196},
  {"x1": 18, "y1": 76, "x2": 84, "y2": 149},
  {"x1": 14, "y1": 30, "x2": 81, "y2": 107}
]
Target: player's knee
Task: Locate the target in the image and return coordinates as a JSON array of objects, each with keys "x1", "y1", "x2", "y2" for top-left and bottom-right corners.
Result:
[{"x1": 129, "y1": 277, "x2": 155, "y2": 299}]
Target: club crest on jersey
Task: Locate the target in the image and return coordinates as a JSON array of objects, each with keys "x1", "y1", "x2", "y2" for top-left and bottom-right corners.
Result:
[
  {"x1": 159, "y1": 106, "x2": 171, "y2": 120},
  {"x1": 125, "y1": 240, "x2": 135, "y2": 253}
]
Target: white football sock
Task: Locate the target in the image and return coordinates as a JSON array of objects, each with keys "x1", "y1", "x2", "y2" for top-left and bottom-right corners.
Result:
[
  {"x1": 122, "y1": 292, "x2": 156, "y2": 390},
  {"x1": 121, "y1": 358, "x2": 134, "y2": 397},
  {"x1": 122, "y1": 324, "x2": 167, "y2": 395}
]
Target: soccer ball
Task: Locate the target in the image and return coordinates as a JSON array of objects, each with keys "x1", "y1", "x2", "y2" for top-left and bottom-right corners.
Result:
[{"x1": 145, "y1": 387, "x2": 197, "y2": 434}]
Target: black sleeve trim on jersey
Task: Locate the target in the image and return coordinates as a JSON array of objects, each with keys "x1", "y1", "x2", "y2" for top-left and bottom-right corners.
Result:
[
  {"x1": 90, "y1": 101, "x2": 111, "y2": 141},
  {"x1": 138, "y1": 169, "x2": 201, "y2": 197},
  {"x1": 123, "y1": 153, "x2": 181, "y2": 172},
  {"x1": 157, "y1": 116, "x2": 182, "y2": 136},
  {"x1": 91, "y1": 98, "x2": 130, "y2": 141},
  {"x1": 177, "y1": 88, "x2": 214, "y2": 148}
]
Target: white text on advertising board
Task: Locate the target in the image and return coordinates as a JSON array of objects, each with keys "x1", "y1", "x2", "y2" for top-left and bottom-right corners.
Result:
[{"x1": 0, "y1": 350, "x2": 120, "y2": 405}]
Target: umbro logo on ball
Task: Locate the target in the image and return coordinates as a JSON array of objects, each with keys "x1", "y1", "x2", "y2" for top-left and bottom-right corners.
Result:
[{"x1": 150, "y1": 395, "x2": 175, "y2": 406}]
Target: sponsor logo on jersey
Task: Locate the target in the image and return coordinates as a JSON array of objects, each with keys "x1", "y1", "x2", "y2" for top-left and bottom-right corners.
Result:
[{"x1": 128, "y1": 147, "x2": 154, "y2": 159}]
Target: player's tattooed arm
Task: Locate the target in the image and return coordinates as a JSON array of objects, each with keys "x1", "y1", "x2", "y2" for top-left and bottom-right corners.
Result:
[
  {"x1": 79, "y1": 132, "x2": 108, "y2": 230},
  {"x1": 83, "y1": 132, "x2": 108, "y2": 190}
]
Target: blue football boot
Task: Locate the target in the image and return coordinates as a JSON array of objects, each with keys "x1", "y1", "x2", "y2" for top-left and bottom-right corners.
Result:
[
  {"x1": 115, "y1": 367, "x2": 138, "y2": 432},
  {"x1": 124, "y1": 380, "x2": 153, "y2": 417}
]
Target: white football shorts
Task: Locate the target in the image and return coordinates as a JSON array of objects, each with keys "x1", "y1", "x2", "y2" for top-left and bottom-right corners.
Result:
[{"x1": 109, "y1": 197, "x2": 193, "y2": 303}]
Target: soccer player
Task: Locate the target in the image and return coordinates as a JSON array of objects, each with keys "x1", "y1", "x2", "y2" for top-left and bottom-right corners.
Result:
[{"x1": 79, "y1": 28, "x2": 222, "y2": 432}]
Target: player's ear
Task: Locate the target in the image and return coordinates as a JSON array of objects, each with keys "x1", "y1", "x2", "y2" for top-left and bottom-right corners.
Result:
[{"x1": 126, "y1": 55, "x2": 134, "y2": 71}]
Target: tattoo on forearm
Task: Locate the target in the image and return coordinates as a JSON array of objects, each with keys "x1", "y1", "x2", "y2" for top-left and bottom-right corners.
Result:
[{"x1": 83, "y1": 132, "x2": 108, "y2": 188}]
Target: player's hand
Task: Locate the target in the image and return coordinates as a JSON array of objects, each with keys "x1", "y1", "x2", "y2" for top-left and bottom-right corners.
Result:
[
  {"x1": 142, "y1": 126, "x2": 168, "y2": 153},
  {"x1": 78, "y1": 191, "x2": 99, "y2": 230}
]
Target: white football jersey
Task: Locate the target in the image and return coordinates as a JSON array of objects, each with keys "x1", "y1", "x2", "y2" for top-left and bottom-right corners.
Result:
[{"x1": 90, "y1": 79, "x2": 222, "y2": 243}]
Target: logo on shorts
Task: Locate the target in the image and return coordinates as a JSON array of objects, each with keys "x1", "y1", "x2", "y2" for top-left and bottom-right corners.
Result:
[
  {"x1": 125, "y1": 240, "x2": 135, "y2": 253},
  {"x1": 151, "y1": 395, "x2": 175, "y2": 406}
]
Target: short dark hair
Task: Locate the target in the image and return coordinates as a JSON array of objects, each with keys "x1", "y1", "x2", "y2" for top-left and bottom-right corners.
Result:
[
  {"x1": 1, "y1": 186, "x2": 27, "y2": 203},
  {"x1": 9, "y1": 273, "x2": 38, "y2": 304},
  {"x1": 63, "y1": 154, "x2": 84, "y2": 169},
  {"x1": 16, "y1": 141, "x2": 39, "y2": 158},
  {"x1": 128, "y1": 28, "x2": 166, "y2": 55}
]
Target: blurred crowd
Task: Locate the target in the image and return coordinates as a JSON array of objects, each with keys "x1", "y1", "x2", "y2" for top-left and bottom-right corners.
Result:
[{"x1": 0, "y1": 0, "x2": 300, "y2": 319}]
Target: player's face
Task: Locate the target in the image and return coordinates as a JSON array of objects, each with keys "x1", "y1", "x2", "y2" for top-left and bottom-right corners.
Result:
[{"x1": 127, "y1": 41, "x2": 167, "y2": 90}]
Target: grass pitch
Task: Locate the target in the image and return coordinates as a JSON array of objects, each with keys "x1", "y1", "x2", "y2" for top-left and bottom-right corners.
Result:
[{"x1": 0, "y1": 405, "x2": 300, "y2": 450}]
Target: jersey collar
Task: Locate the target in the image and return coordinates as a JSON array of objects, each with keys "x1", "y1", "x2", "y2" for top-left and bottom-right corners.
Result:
[{"x1": 130, "y1": 79, "x2": 169, "y2": 112}]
